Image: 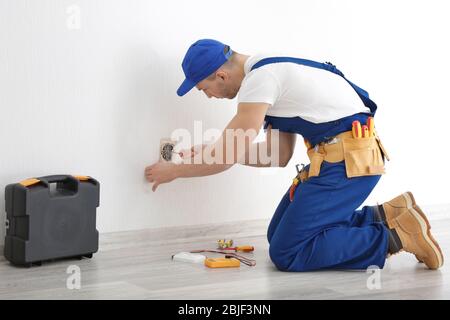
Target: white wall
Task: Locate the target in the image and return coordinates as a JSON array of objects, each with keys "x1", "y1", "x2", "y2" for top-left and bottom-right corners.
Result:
[{"x1": 1, "y1": 0, "x2": 449, "y2": 243}]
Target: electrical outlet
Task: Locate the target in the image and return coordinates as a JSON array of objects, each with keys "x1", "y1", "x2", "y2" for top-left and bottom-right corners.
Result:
[{"x1": 159, "y1": 138, "x2": 178, "y2": 162}]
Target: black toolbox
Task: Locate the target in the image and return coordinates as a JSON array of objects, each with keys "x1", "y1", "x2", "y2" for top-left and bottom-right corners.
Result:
[{"x1": 4, "y1": 175, "x2": 100, "y2": 267}]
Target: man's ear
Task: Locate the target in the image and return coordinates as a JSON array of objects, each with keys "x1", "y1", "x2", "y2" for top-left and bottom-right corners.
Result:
[{"x1": 216, "y1": 70, "x2": 229, "y2": 81}]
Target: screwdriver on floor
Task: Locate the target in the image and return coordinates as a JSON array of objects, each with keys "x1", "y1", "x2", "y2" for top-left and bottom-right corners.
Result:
[{"x1": 220, "y1": 246, "x2": 254, "y2": 252}]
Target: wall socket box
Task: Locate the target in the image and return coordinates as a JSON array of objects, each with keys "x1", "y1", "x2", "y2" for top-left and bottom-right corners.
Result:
[{"x1": 159, "y1": 138, "x2": 178, "y2": 162}]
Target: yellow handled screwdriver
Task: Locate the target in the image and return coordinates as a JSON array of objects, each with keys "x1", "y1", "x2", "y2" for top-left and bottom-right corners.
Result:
[
  {"x1": 367, "y1": 117, "x2": 375, "y2": 137},
  {"x1": 222, "y1": 245, "x2": 255, "y2": 252}
]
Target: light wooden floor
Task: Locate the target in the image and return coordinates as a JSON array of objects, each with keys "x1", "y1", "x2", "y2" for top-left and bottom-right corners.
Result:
[{"x1": 1, "y1": 218, "x2": 450, "y2": 300}]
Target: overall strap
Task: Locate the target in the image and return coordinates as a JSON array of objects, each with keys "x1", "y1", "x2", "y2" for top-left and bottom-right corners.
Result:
[{"x1": 250, "y1": 57, "x2": 377, "y2": 115}]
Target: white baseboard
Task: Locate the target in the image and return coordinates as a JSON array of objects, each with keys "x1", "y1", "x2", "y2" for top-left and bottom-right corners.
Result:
[
  {"x1": 98, "y1": 218, "x2": 270, "y2": 251},
  {"x1": 1, "y1": 204, "x2": 448, "y2": 253},
  {"x1": 420, "y1": 204, "x2": 450, "y2": 221}
]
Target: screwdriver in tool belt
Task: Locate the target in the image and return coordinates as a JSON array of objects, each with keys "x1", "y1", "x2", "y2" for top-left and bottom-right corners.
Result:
[
  {"x1": 362, "y1": 125, "x2": 369, "y2": 138},
  {"x1": 352, "y1": 121, "x2": 362, "y2": 138},
  {"x1": 367, "y1": 117, "x2": 375, "y2": 137}
]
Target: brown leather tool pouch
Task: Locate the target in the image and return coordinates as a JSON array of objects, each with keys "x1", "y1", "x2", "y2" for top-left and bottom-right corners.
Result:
[
  {"x1": 375, "y1": 135, "x2": 390, "y2": 161},
  {"x1": 342, "y1": 136, "x2": 386, "y2": 178},
  {"x1": 307, "y1": 149, "x2": 325, "y2": 178}
]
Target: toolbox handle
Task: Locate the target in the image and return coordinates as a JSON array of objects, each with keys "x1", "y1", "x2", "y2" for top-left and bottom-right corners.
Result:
[
  {"x1": 38, "y1": 175, "x2": 79, "y2": 196},
  {"x1": 38, "y1": 175, "x2": 77, "y2": 184}
]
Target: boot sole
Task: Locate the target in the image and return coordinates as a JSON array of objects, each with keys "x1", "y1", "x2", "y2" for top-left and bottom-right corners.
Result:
[
  {"x1": 403, "y1": 192, "x2": 430, "y2": 229},
  {"x1": 403, "y1": 192, "x2": 444, "y2": 269}
]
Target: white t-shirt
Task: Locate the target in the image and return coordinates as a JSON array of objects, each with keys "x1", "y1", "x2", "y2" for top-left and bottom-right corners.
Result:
[{"x1": 237, "y1": 55, "x2": 371, "y2": 124}]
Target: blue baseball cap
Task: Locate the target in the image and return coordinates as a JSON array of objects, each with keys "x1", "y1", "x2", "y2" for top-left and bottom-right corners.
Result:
[{"x1": 177, "y1": 39, "x2": 233, "y2": 96}]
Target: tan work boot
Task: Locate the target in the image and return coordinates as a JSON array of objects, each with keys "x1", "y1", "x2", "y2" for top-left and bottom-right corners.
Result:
[
  {"x1": 386, "y1": 206, "x2": 444, "y2": 270},
  {"x1": 373, "y1": 192, "x2": 440, "y2": 264},
  {"x1": 381, "y1": 192, "x2": 428, "y2": 227}
]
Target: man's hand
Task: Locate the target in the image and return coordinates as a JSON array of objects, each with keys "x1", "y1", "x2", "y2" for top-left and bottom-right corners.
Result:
[
  {"x1": 179, "y1": 144, "x2": 207, "y2": 159},
  {"x1": 145, "y1": 103, "x2": 269, "y2": 185},
  {"x1": 144, "y1": 161, "x2": 178, "y2": 192}
]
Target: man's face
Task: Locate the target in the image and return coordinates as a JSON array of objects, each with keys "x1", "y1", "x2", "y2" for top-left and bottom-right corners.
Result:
[{"x1": 196, "y1": 71, "x2": 239, "y2": 100}]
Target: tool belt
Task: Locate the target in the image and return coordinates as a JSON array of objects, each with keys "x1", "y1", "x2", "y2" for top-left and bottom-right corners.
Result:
[{"x1": 289, "y1": 130, "x2": 390, "y2": 201}]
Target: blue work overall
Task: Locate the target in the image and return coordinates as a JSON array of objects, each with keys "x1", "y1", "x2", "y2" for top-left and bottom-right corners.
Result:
[{"x1": 252, "y1": 58, "x2": 390, "y2": 272}]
